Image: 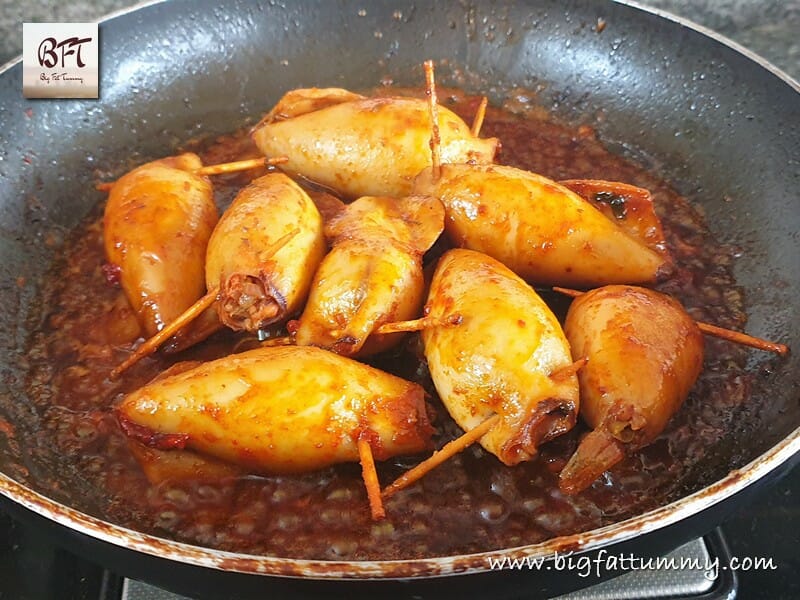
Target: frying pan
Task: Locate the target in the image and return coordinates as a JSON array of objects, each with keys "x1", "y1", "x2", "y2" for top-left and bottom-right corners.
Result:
[{"x1": 0, "y1": 0, "x2": 798, "y2": 597}]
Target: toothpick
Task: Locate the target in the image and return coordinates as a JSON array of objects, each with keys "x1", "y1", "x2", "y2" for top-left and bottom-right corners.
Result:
[
  {"x1": 194, "y1": 156, "x2": 287, "y2": 176},
  {"x1": 110, "y1": 289, "x2": 218, "y2": 379},
  {"x1": 374, "y1": 313, "x2": 463, "y2": 335},
  {"x1": 423, "y1": 60, "x2": 442, "y2": 180},
  {"x1": 358, "y1": 436, "x2": 386, "y2": 520},
  {"x1": 552, "y1": 286, "x2": 789, "y2": 356},
  {"x1": 382, "y1": 413, "x2": 501, "y2": 499},
  {"x1": 97, "y1": 156, "x2": 288, "y2": 191},
  {"x1": 471, "y1": 96, "x2": 488, "y2": 137}
]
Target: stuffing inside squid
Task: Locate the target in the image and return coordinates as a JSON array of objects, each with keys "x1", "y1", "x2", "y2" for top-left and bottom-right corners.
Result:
[
  {"x1": 116, "y1": 346, "x2": 434, "y2": 474},
  {"x1": 421, "y1": 248, "x2": 580, "y2": 466},
  {"x1": 558, "y1": 285, "x2": 705, "y2": 495},
  {"x1": 251, "y1": 88, "x2": 498, "y2": 199},
  {"x1": 103, "y1": 153, "x2": 219, "y2": 345},
  {"x1": 111, "y1": 172, "x2": 325, "y2": 377},
  {"x1": 291, "y1": 194, "x2": 445, "y2": 357},
  {"x1": 205, "y1": 172, "x2": 325, "y2": 331},
  {"x1": 412, "y1": 164, "x2": 672, "y2": 287}
]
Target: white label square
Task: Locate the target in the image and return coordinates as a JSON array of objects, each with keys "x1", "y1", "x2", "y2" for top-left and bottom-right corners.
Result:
[{"x1": 23, "y1": 22, "x2": 99, "y2": 99}]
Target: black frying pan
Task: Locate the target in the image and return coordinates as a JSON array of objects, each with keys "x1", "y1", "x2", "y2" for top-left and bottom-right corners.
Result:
[{"x1": 0, "y1": 1, "x2": 798, "y2": 598}]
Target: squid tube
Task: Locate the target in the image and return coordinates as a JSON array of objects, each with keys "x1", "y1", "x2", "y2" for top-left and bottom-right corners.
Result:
[
  {"x1": 422, "y1": 248, "x2": 580, "y2": 465},
  {"x1": 116, "y1": 346, "x2": 434, "y2": 474},
  {"x1": 252, "y1": 88, "x2": 498, "y2": 199},
  {"x1": 205, "y1": 172, "x2": 326, "y2": 331},
  {"x1": 293, "y1": 194, "x2": 445, "y2": 357},
  {"x1": 413, "y1": 164, "x2": 672, "y2": 287},
  {"x1": 559, "y1": 285, "x2": 704, "y2": 494},
  {"x1": 103, "y1": 153, "x2": 218, "y2": 341}
]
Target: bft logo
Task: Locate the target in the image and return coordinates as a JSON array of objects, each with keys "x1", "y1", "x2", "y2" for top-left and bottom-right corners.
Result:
[
  {"x1": 37, "y1": 36, "x2": 93, "y2": 69},
  {"x1": 23, "y1": 23, "x2": 99, "y2": 99}
]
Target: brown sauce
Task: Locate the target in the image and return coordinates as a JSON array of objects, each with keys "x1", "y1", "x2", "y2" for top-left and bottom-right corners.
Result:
[{"x1": 23, "y1": 90, "x2": 753, "y2": 560}]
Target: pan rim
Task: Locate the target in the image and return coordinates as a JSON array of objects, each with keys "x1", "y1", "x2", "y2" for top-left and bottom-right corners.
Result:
[
  {"x1": 2, "y1": 0, "x2": 799, "y2": 94},
  {"x1": 617, "y1": 0, "x2": 800, "y2": 92},
  {"x1": 1, "y1": 426, "x2": 797, "y2": 579},
  {"x1": 2, "y1": 0, "x2": 798, "y2": 580}
]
